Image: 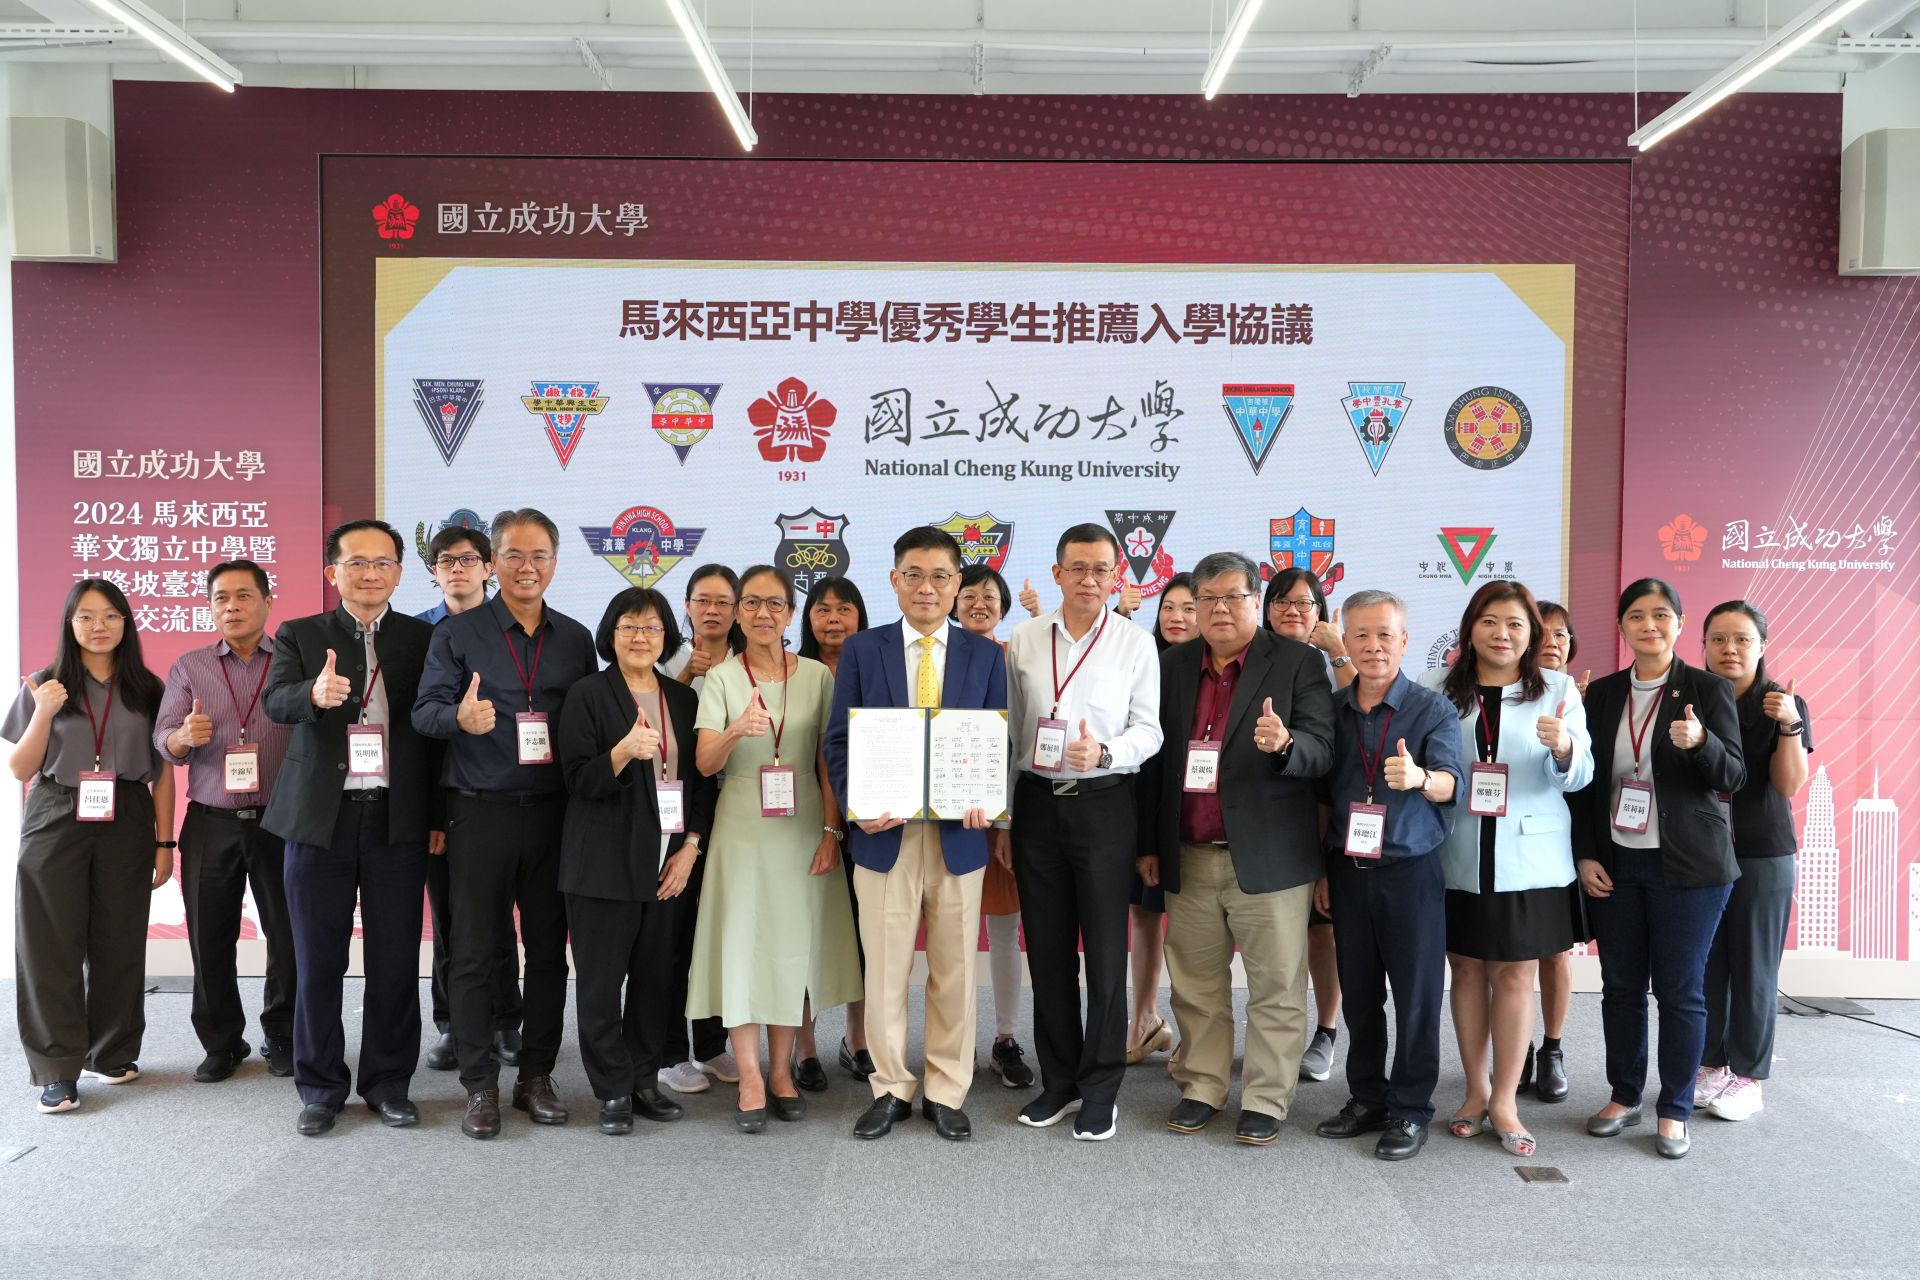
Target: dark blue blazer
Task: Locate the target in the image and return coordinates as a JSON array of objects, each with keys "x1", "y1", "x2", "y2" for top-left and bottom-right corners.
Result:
[{"x1": 825, "y1": 620, "x2": 1008, "y2": 875}]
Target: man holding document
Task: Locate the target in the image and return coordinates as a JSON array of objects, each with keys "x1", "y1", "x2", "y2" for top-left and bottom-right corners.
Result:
[{"x1": 826, "y1": 526, "x2": 1009, "y2": 1142}]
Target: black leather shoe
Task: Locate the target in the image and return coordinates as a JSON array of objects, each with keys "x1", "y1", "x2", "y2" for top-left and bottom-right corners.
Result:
[
  {"x1": 369, "y1": 1098, "x2": 419, "y2": 1127},
  {"x1": 771, "y1": 1092, "x2": 807, "y2": 1122},
  {"x1": 1316, "y1": 1099, "x2": 1392, "y2": 1139},
  {"x1": 921, "y1": 1098, "x2": 972, "y2": 1141},
  {"x1": 1167, "y1": 1098, "x2": 1218, "y2": 1133},
  {"x1": 193, "y1": 1041, "x2": 250, "y2": 1083},
  {"x1": 295, "y1": 1102, "x2": 338, "y2": 1136},
  {"x1": 1235, "y1": 1109, "x2": 1284, "y2": 1145},
  {"x1": 853, "y1": 1093, "x2": 913, "y2": 1139},
  {"x1": 632, "y1": 1086, "x2": 684, "y2": 1122},
  {"x1": 1375, "y1": 1118, "x2": 1429, "y2": 1161},
  {"x1": 263, "y1": 1038, "x2": 293, "y2": 1078},
  {"x1": 1533, "y1": 1045, "x2": 1569, "y2": 1103},
  {"x1": 793, "y1": 1056, "x2": 829, "y2": 1093},
  {"x1": 492, "y1": 1028, "x2": 523, "y2": 1067},
  {"x1": 838, "y1": 1036, "x2": 876, "y2": 1081},
  {"x1": 1519, "y1": 1040, "x2": 1536, "y2": 1093},
  {"x1": 424, "y1": 1031, "x2": 456, "y2": 1072},
  {"x1": 735, "y1": 1106, "x2": 768, "y2": 1134},
  {"x1": 598, "y1": 1097, "x2": 634, "y2": 1135},
  {"x1": 462, "y1": 1088, "x2": 502, "y2": 1139},
  {"x1": 511, "y1": 1075, "x2": 568, "y2": 1125}
]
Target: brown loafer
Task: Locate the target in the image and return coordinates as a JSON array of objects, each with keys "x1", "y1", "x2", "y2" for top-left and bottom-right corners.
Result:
[
  {"x1": 511, "y1": 1074, "x2": 570, "y2": 1125},
  {"x1": 462, "y1": 1088, "x2": 501, "y2": 1139}
]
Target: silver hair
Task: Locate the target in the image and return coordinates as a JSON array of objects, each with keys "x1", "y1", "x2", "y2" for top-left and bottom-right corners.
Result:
[
  {"x1": 1343, "y1": 588, "x2": 1409, "y2": 629},
  {"x1": 1190, "y1": 551, "x2": 1262, "y2": 594},
  {"x1": 491, "y1": 507, "x2": 560, "y2": 551}
]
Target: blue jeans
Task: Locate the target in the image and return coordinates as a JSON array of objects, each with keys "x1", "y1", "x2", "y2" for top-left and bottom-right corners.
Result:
[{"x1": 1591, "y1": 846, "x2": 1732, "y2": 1122}]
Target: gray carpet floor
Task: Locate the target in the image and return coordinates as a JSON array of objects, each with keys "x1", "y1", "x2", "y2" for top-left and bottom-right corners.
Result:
[{"x1": 0, "y1": 979, "x2": 1915, "y2": 1280}]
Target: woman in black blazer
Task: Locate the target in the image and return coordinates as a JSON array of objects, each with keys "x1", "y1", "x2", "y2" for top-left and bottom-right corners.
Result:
[
  {"x1": 558, "y1": 587, "x2": 717, "y2": 1135},
  {"x1": 1573, "y1": 578, "x2": 1744, "y2": 1159}
]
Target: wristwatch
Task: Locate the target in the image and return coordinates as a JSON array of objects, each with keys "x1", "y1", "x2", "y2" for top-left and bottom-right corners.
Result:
[
  {"x1": 156, "y1": 840, "x2": 178, "y2": 849},
  {"x1": 1097, "y1": 744, "x2": 1113, "y2": 771},
  {"x1": 823, "y1": 825, "x2": 844, "y2": 841},
  {"x1": 1330, "y1": 655, "x2": 1352, "y2": 669},
  {"x1": 1778, "y1": 720, "x2": 1805, "y2": 737}
]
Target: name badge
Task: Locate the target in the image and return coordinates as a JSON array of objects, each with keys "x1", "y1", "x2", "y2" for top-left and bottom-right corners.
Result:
[
  {"x1": 1345, "y1": 802, "x2": 1387, "y2": 858},
  {"x1": 76, "y1": 770, "x2": 117, "y2": 822},
  {"x1": 656, "y1": 779, "x2": 685, "y2": 834},
  {"x1": 1031, "y1": 717, "x2": 1068, "y2": 773},
  {"x1": 1468, "y1": 762, "x2": 1509, "y2": 817},
  {"x1": 346, "y1": 724, "x2": 387, "y2": 778},
  {"x1": 1612, "y1": 779, "x2": 1653, "y2": 834},
  {"x1": 516, "y1": 712, "x2": 553, "y2": 765},
  {"x1": 1183, "y1": 741, "x2": 1221, "y2": 793},
  {"x1": 759, "y1": 764, "x2": 797, "y2": 818},
  {"x1": 224, "y1": 744, "x2": 261, "y2": 794}
]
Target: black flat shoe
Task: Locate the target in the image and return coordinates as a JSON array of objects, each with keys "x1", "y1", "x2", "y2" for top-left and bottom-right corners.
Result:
[
  {"x1": 262, "y1": 1038, "x2": 293, "y2": 1078},
  {"x1": 369, "y1": 1098, "x2": 419, "y2": 1128},
  {"x1": 1235, "y1": 1109, "x2": 1283, "y2": 1145},
  {"x1": 1316, "y1": 1099, "x2": 1391, "y2": 1139},
  {"x1": 853, "y1": 1093, "x2": 912, "y2": 1139},
  {"x1": 1375, "y1": 1119, "x2": 1428, "y2": 1161},
  {"x1": 492, "y1": 1029, "x2": 523, "y2": 1067},
  {"x1": 424, "y1": 1032, "x2": 456, "y2": 1072},
  {"x1": 599, "y1": 1097, "x2": 634, "y2": 1135},
  {"x1": 1533, "y1": 1045, "x2": 1569, "y2": 1103},
  {"x1": 735, "y1": 1106, "x2": 768, "y2": 1134},
  {"x1": 793, "y1": 1057, "x2": 829, "y2": 1093},
  {"x1": 921, "y1": 1098, "x2": 972, "y2": 1141},
  {"x1": 771, "y1": 1092, "x2": 807, "y2": 1122},
  {"x1": 838, "y1": 1037, "x2": 875, "y2": 1081},
  {"x1": 632, "y1": 1086, "x2": 684, "y2": 1122},
  {"x1": 1167, "y1": 1098, "x2": 1218, "y2": 1133},
  {"x1": 296, "y1": 1102, "x2": 338, "y2": 1136},
  {"x1": 193, "y1": 1042, "x2": 250, "y2": 1083}
]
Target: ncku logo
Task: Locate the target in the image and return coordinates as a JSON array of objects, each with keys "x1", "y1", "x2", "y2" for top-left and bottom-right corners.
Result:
[{"x1": 372, "y1": 193, "x2": 420, "y2": 244}]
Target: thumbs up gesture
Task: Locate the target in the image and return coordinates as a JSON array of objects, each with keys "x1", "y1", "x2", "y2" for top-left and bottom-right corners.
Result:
[
  {"x1": 1117, "y1": 580, "x2": 1143, "y2": 617},
  {"x1": 1535, "y1": 697, "x2": 1572, "y2": 759},
  {"x1": 730, "y1": 689, "x2": 772, "y2": 738},
  {"x1": 1019, "y1": 577, "x2": 1042, "y2": 618},
  {"x1": 1064, "y1": 717, "x2": 1103, "y2": 772},
  {"x1": 456, "y1": 671, "x2": 495, "y2": 735},
  {"x1": 311, "y1": 649, "x2": 352, "y2": 709},
  {"x1": 623, "y1": 702, "x2": 662, "y2": 761},
  {"x1": 25, "y1": 675, "x2": 67, "y2": 718},
  {"x1": 1383, "y1": 736, "x2": 1424, "y2": 791},
  {"x1": 1669, "y1": 702, "x2": 1706, "y2": 750},
  {"x1": 1255, "y1": 695, "x2": 1291, "y2": 754},
  {"x1": 1576, "y1": 669, "x2": 1592, "y2": 699},
  {"x1": 178, "y1": 697, "x2": 215, "y2": 750},
  {"x1": 1763, "y1": 678, "x2": 1800, "y2": 726}
]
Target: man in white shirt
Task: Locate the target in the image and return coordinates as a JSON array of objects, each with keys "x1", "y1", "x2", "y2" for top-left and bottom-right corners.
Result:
[{"x1": 1000, "y1": 522, "x2": 1163, "y2": 1141}]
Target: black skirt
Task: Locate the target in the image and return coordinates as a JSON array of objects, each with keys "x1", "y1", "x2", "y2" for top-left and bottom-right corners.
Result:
[{"x1": 1445, "y1": 788, "x2": 1589, "y2": 961}]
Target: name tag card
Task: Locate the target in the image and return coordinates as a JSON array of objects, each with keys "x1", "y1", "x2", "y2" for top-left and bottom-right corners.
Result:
[
  {"x1": 346, "y1": 724, "x2": 387, "y2": 778},
  {"x1": 1612, "y1": 779, "x2": 1653, "y2": 834},
  {"x1": 1031, "y1": 717, "x2": 1068, "y2": 773},
  {"x1": 516, "y1": 712, "x2": 553, "y2": 765},
  {"x1": 1183, "y1": 741, "x2": 1221, "y2": 793},
  {"x1": 1468, "y1": 762, "x2": 1509, "y2": 817},
  {"x1": 1345, "y1": 802, "x2": 1386, "y2": 858},
  {"x1": 656, "y1": 779, "x2": 685, "y2": 834},
  {"x1": 224, "y1": 745, "x2": 261, "y2": 794},
  {"x1": 76, "y1": 771, "x2": 116, "y2": 822},
  {"x1": 759, "y1": 764, "x2": 797, "y2": 818}
]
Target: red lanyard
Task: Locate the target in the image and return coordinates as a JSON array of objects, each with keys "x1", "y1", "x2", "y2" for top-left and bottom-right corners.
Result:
[
  {"x1": 1626, "y1": 684, "x2": 1661, "y2": 774},
  {"x1": 219, "y1": 650, "x2": 271, "y2": 744},
  {"x1": 504, "y1": 625, "x2": 546, "y2": 713},
  {"x1": 742, "y1": 655, "x2": 789, "y2": 762},
  {"x1": 1475, "y1": 690, "x2": 1499, "y2": 763},
  {"x1": 81, "y1": 676, "x2": 114, "y2": 770},
  {"x1": 1356, "y1": 707, "x2": 1395, "y2": 804},
  {"x1": 1049, "y1": 613, "x2": 1107, "y2": 717},
  {"x1": 630, "y1": 686, "x2": 670, "y2": 777}
]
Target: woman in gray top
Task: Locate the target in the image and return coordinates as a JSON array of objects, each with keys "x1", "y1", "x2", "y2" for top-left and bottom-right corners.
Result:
[{"x1": 3, "y1": 578, "x2": 174, "y2": 1115}]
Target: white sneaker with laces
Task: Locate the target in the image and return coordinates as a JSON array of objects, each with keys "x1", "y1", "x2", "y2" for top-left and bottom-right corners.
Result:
[
  {"x1": 697, "y1": 1052, "x2": 740, "y2": 1084},
  {"x1": 1707, "y1": 1075, "x2": 1763, "y2": 1121},
  {"x1": 658, "y1": 1061, "x2": 711, "y2": 1094},
  {"x1": 1692, "y1": 1064, "x2": 1733, "y2": 1108},
  {"x1": 80, "y1": 1064, "x2": 140, "y2": 1085}
]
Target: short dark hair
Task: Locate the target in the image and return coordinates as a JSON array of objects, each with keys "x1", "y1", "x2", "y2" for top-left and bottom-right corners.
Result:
[
  {"x1": 1263, "y1": 566, "x2": 1327, "y2": 632},
  {"x1": 893, "y1": 525, "x2": 964, "y2": 569},
  {"x1": 1537, "y1": 600, "x2": 1578, "y2": 662},
  {"x1": 491, "y1": 507, "x2": 560, "y2": 551},
  {"x1": 799, "y1": 577, "x2": 870, "y2": 660},
  {"x1": 206, "y1": 560, "x2": 270, "y2": 597},
  {"x1": 595, "y1": 587, "x2": 683, "y2": 666},
  {"x1": 325, "y1": 519, "x2": 404, "y2": 565},
  {"x1": 950, "y1": 564, "x2": 1012, "y2": 623},
  {"x1": 1191, "y1": 551, "x2": 1260, "y2": 595},
  {"x1": 738, "y1": 564, "x2": 798, "y2": 611},
  {"x1": 1617, "y1": 577, "x2": 1683, "y2": 620},
  {"x1": 426, "y1": 525, "x2": 492, "y2": 567},
  {"x1": 1056, "y1": 522, "x2": 1120, "y2": 564}
]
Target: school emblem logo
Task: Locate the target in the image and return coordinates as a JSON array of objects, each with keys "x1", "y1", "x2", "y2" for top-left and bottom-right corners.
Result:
[
  {"x1": 775, "y1": 508, "x2": 851, "y2": 596},
  {"x1": 1445, "y1": 386, "x2": 1531, "y2": 470},
  {"x1": 1105, "y1": 509, "x2": 1176, "y2": 598},
  {"x1": 1220, "y1": 383, "x2": 1293, "y2": 475},
  {"x1": 750, "y1": 377, "x2": 836, "y2": 464},
  {"x1": 372, "y1": 193, "x2": 419, "y2": 243},
  {"x1": 1267, "y1": 508, "x2": 1346, "y2": 592},
  {"x1": 521, "y1": 381, "x2": 610, "y2": 469},
  {"x1": 1437, "y1": 527, "x2": 1498, "y2": 583},
  {"x1": 413, "y1": 507, "x2": 487, "y2": 569},
  {"x1": 579, "y1": 506, "x2": 706, "y2": 591},
  {"x1": 934, "y1": 512, "x2": 1014, "y2": 573},
  {"x1": 1342, "y1": 382, "x2": 1410, "y2": 476},
  {"x1": 1658, "y1": 513, "x2": 1708, "y2": 563},
  {"x1": 647, "y1": 382, "x2": 719, "y2": 464},
  {"x1": 411, "y1": 379, "x2": 484, "y2": 466},
  {"x1": 1426, "y1": 629, "x2": 1461, "y2": 670}
]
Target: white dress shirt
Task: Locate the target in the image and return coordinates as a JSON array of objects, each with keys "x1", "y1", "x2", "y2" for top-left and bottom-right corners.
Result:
[
  {"x1": 901, "y1": 619, "x2": 952, "y2": 705},
  {"x1": 344, "y1": 604, "x2": 391, "y2": 792},
  {"x1": 1006, "y1": 607, "x2": 1161, "y2": 777}
]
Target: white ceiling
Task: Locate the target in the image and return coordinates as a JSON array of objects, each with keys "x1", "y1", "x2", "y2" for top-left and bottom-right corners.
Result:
[{"x1": 0, "y1": 0, "x2": 1916, "y2": 96}]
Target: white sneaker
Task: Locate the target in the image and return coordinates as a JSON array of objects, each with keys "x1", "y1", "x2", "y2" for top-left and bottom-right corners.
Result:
[
  {"x1": 697, "y1": 1052, "x2": 740, "y2": 1084},
  {"x1": 1707, "y1": 1075, "x2": 1763, "y2": 1121},
  {"x1": 80, "y1": 1064, "x2": 140, "y2": 1085},
  {"x1": 658, "y1": 1061, "x2": 711, "y2": 1094},
  {"x1": 1692, "y1": 1064, "x2": 1733, "y2": 1108}
]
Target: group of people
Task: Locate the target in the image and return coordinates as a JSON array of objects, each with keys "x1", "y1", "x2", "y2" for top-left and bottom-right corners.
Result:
[{"x1": 5, "y1": 509, "x2": 1811, "y2": 1162}]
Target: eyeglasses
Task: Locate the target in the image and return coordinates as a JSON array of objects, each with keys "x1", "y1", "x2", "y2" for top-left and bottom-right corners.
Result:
[
  {"x1": 898, "y1": 569, "x2": 958, "y2": 588},
  {"x1": 1706, "y1": 634, "x2": 1758, "y2": 649},
  {"x1": 614, "y1": 623, "x2": 665, "y2": 638},
  {"x1": 739, "y1": 596, "x2": 790, "y2": 615},
  {"x1": 1546, "y1": 629, "x2": 1573, "y2": 643},
  {"x1": 496, "y1": 551, "x2": 554, "y2": 569},
  {"x1": 1270, "y1": 598, "x2": 1318, "y2": 615},
  {"x1": 338, "y1": 558, "x2": 400, "y2": 574},
  {"x1": 435, "y1": 554, "x2": 485, "y2": 570},
  {"x1": 1196, "y1": 592, "x2": 1258, "y2": 610},
  {"x1": 72, "y1": 611, "x2": 125, "y2": 625},
  {"x1": 1061, "y1": 563, "x2": 1116, "y2": 581},
  {"x1": 688, "y1": 595, "x2": 735, "y2": 611}
]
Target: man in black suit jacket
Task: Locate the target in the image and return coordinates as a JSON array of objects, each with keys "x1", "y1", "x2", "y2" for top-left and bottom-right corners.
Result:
[
  {"x1": 1138, "y1": 552, "x2": 1336, "y2": 1145},
  {"x1": 263, "y1": 519, "x2": 436, "y2": 1137}
]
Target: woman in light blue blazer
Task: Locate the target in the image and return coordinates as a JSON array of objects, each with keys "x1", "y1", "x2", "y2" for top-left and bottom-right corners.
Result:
[{"x1": 1419, "y1": 581, "x2": 1593, "y2": 1158}]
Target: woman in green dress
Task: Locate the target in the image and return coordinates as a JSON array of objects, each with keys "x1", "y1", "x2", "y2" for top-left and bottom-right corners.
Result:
[{"x1": 687, "y1": 565, "x2": 861, "y2": 1131}]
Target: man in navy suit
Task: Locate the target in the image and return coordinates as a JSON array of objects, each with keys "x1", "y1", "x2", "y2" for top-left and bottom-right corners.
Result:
[{"x1": 827, "y1": 526, "x2": 1009, "y2": 1142}]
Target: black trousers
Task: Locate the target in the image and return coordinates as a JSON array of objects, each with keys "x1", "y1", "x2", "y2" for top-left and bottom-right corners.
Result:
[
  {"x1": 1704, "y1": 854, "x2": 1795, "y2": 1080},
  {"x1": 567, "y1": 892, "x2": 681, "y2": 1099},
  {"x1": 659, "y1": 849, "x2": 727, "y2": 1067},
  {"x1": 180, "y1": 802, "x2": 296, "y2": 1054},
  {"x1": 445, "y1": 791, "x2": 569, "y2": 1092},
  {"x1": 1010, "y1": 774, "x2": 1135, "y2": 1108},
  {"x1": 14, "y1": 779, "x2": 155, "y2": 1085},
  {"x1": 282, "y1": 793, "x2": 427, "y2": 1109},
  {"x1": 1327, "y1": 851, "x2": 1447, "y2": 1125},
  {"x1": 426, "y1": 844, "x2": 523, "y2": 1034}
]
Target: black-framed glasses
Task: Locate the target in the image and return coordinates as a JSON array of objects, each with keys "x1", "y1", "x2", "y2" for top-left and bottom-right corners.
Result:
[{"x1": 434, "y1": 553, "x2": 485, "y2": 570}]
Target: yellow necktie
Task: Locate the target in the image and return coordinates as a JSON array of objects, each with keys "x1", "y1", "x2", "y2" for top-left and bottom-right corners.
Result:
[{"x1": 915, "y1": 635, "x2": 940, "y2": 708}]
